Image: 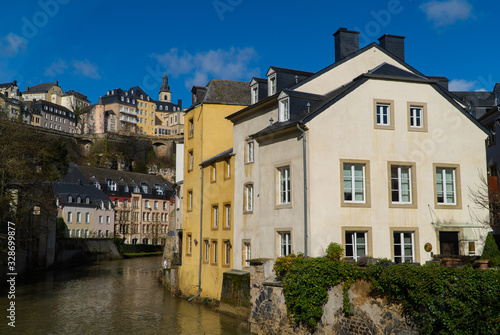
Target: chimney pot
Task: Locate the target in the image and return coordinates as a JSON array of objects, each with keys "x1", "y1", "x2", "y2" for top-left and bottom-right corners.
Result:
[
  {"x1": 333, "y1": 27, "x2": 360, "y2": 62},
  {"x1": 378, "y1": 34, "x2": 405, "y2": 61}
]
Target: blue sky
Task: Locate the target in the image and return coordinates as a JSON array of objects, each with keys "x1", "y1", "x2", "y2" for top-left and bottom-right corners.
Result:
[{"x1": 0, "y1": 0, "x2": 498, "y2": 106}]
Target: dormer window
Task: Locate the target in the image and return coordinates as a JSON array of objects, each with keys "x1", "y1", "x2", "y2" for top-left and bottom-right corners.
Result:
[
  {"x1": 251, "y1": 85, "x2": 258, "y2": 104},
  {"x1": 68, "y1": 195, "x2": 73, "y2": 203},
  {"x1": 94, "y1": 181, "x2": 101, "y2": 190},
  {"x1": 269, "y1": 75, "x2": 276, "y2": 95},
  {"x1": 141, "y1": 183, "x2": 149, "y2": 194},
  {"x1": 124, "y1": 184, "x2": 129, "y2": 193},
  {"x1": 155, "y1": 185, "x2": 164, "y2": 195},
  {"x1": 106, "y1": 179, "x2": 117, "y2": 191},
  {"x1": 100, "y1": 202, "x2": 105, "y2": 209},
  {"x1": 85, "y1": 197, "x2": 90, "y2": 204},
  {"x1": 279, "y1": 98, "x2": 290, "y2": 122},
  {"x1": 121, "y1": 96, "x2": 124, "y2": 102},
  {"x1": 76, "y1": 196, "x2": 81, "y2": 203}
]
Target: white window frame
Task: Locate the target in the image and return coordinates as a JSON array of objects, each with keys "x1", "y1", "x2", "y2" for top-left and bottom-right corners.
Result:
[
  {"x1": 212, "y1": 240, "x2": 218, "y2": 264},
  {"x1": 251, "y1": 85, "x2": 258, "y2": 104},
  {"x1": 436, "y1": 167, "x2": 456, "y2": 205},
  {"x1": 391, "y1": 166, "x2": 412, "y2": 204},
  {"x1": 345, "y1": 231, "x2": 367, "y2": 261},
  {"x1": 244, "y1": 241, "x2": 251, "y2": 266},
  {"x1": 409, "y1": 106, "x2": 423, "y2": 128},
  {"x1": 187, "y1": 234, "x2": 192, "y2": 255},
  {"x1": 246, "y1": 140, "x2": 254, "y2": 163},
  {"x1": 85, "y1": 212, "x2": 90, "y2": 223},
  {"x1": 204, "y1": 240, "x2": 209, "y2": 262},
  {"x1": 278, "y1": 231, "x2": 291, "y2": 257},
  {"x1": 213, "y1": 205, "x2": 219, "y2": 229},
  {"x1": 376, "y1": 103, "x2": 390, "y2": 126},
  {"x1": 393, "y1": 232, "x2": 414, "y2": 263},
  {"x1": 76, "y1": 212, "x2": 81, "y2": 223},
  {"x1": 67, "y1": 211, "x2": 73, "y2": 223},
  {"x1": 279, "y1": 98, "x2": 290, "y2": 122},
  {"x1": 269, "y1": 75, "x2": 276, "y2": 95},
  {"x1": 224, "y1": 241, "x2": 230, "y2": 265},
  {"x1": 245, "y1": 184, "x2": 253, "y2": 212},
  {"x1": 189, "y1": 151, "x2": 194, "y2": 170},
  {"x1": 278, "y1": 166, "x2": 291, "y2": 205},
  {"x1": 224, "y1": 204, "x2": 231, "y2": 228},
  {"x1": 343, "y1": 163, "x2": 365, "y2": 203}
]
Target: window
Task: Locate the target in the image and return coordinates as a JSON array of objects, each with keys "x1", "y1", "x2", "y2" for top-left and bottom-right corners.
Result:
[
  {"x1": 99, "y1": 215, "x2": 103, "y2": 224},
  {"x1": 244, "y1": 184, "x2": 253, "y2": 213},
  {"x1": 376, "y1": 104, "x2": 390, "y2": 125},
  {"x1": 94, "y1": 181, "x2": 101, "y2": 190},
  {"x1": 243, "y1": 241, "x2": 251, "y2": 267},
  {"x1": 345, "y1": 231, "x2": 367, "y2": 261},
  {"x1": 212, "y1": 240, "x2": 218, "y2": 264},
  {"x1": 188, "y1": 150, "x2": 194, "y2": 171},
  {"x1": 435, "y1": 165, "x2": 461, "y2": 207},
  {"x1": 188, "y1": 119, "x2": 194, "y2": 138},
  {"x1": 85, "y1": 212, "x2": 90, "y2": 223},
  {"x1": 224, "y1": 241, "x2": 231, "y2": 266},
  {"x1": 225, "y1": 159, "x2": 231, "y2": 179},
  {"x1": 154, "y1": 201, "x2": 158, "y2": 210},
  {"x1": 468, "y1": 241, "x2": 476, "y2": 255},
  {"x1": 342, "y1": 161, "x2": 369, "y2": 206},
  {"x1": 212, "y1": 205, "x2": 219, "y2": 229},
  {"x1": 407, "y1": 102, "x2": 427, "y2": 132},
  {"x1": 188, "y1": 190, "x2": 193, "y2": 211},
  {"x1": 187, "y1": 234, "x2": 192, "y2": 255},
  {"x1": 124, "y1": 199, "x2": 128, "y2": 207},
  {"x1": 279, "y1": 98, "x2": 290, "y2": 122},
  {"x1": 204, "y1": 240, "x2": 209, "y2": 263},
  {"x1": 246, "y1": 140, "x2": 254, "y2": 163},
  {"x1": 269, "y1": 75, "x2": 276, "y2": 95},
  {"x1": 373, "y1": 100, "x2": 394, "y2": 129},
  {"x1": 224, "y1": 204, "x2": 231, "y2": 228},
  {"x1": 145, "y1": 200, "x2": 150, "y2": 208},
  {"x1": 251, "y1": 85, "x2": 258, "y2": 104},
  {"x1": 67, "y1": 211, "x2": 73, "y2": 223},
  {"x1": 409, "y1": 107, "x2": 422, "y2": 128},
  {"x1": 76, "y1": 212, "x2": 81, "y2": 223},
  {"x1": 393, "y1": 232, "x2": 414, "y2": 263},
  {"x1": 278, "y1": 231, "x2": 291, "y2": 257},
  {"x1": 390, "y1": 165, "x2": 412, "y2": 204},
  {"x1": 141, "y1": 184, "x2": 148, "y2": 194},
  {"x1": 107, "y1": 179, "x2": 117, "y2": 191},
  {"x1": 106, "y1": 216, "x2": 110, "y2": 224},
  {"x1": 278, "y1": 166, "x2": 291, "y2": 205},
  {"x1": 211, "y1": 163, "x2": 216, "y2": 182}
]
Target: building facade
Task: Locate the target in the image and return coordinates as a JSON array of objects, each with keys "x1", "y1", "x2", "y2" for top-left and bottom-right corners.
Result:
[
  {"x1": 179, "y1": 79, "x2": 249, "y2": 300},
  {"x1": 62, "y1": 164, "x2": 174, "y2": 244},
  {"x1": 228, "y1": 29, "x2": 490, "y2": 272}
]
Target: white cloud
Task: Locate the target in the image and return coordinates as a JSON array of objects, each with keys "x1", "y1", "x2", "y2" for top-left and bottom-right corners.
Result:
[
  {"x1": 448, "y1": 79, "x2": 477, "y2": 91},
  {"x1": 152, "y1": 47, "x2": 260, "y2": 89},
  {"x1": 420, "y1": 0, "x2": 473, "y2": 26},
  {"x1": 44, "y1": 59, "x2": 68, "y2": 77},
  {"x1": 71, "y1": 59, "x2": 101, "y2": 80},
  {"x1": 0, "y1": 33, "x2": 28, "y2": 57}
]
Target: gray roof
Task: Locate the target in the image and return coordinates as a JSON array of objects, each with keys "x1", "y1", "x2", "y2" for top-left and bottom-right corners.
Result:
[
  {"x1": 0, "y1": 81, "x2": 17, "y2": 89},
  {"x1": 52, "y1": 181, "x2": 112, "y2": 207},
  {"x1": 62, "y1": 163, "x2": 174, "y2": 195},
  {"x1": 25, "y1": 82, "x2": 59, "y2": 93},
  {"x1": 201, "y1": 148, "x2": 233, "y2": 166},
  {"x1": 452, "y1": 91, "x2": 495, "y2": 108},
  {"x1": 202, "y1": 79, "x2": 250, "y2": 105}
]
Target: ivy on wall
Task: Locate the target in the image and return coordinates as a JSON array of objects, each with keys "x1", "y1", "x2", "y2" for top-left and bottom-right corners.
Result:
[{"x1": 278, "y1": 255, "x2": 500, "y2": 334}]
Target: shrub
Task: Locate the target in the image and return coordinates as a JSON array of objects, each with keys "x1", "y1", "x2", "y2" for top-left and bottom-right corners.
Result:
[
  {"x1": 273, "y1": 253, "x2": 303, "y2": 277},
  {"x1": 325, "y1": 242, "x2": 344, "y2": 261},
  {"x1": 481, "y1": 233, "x2": 500, "y2": 267}
]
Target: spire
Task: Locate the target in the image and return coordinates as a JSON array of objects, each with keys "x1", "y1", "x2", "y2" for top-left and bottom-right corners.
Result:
[{"x1": 160, "y1": 72, "x2": 170, "y2": 93}]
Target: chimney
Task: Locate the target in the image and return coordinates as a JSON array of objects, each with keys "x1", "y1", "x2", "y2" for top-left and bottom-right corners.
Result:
[
  {"x1": 178, "y1": 99, "x2": 182, "y2": 109},
  {"x1": 378, "y1": 34, "x2": 405, "y2": 61},
  {"x1": 13, "y1": 80, "x2": 17, "y2": 86},
  {"x1": 333, "y1": 28, "x2": 360, "y2": 62},
  {"x1": 55, "y1": 80, "x2": 59, "y2": 86}
]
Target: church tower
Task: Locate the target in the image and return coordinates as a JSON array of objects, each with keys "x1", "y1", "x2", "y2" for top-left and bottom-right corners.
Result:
[{"x1": 159, "y1": 72, "x2": 171, "y2": 102}]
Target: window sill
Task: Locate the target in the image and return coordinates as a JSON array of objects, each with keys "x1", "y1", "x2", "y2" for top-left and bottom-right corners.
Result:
[
  {"x1": 389, "y1": 203, "x2": 418, "y2": 209},
  {"x1": 275, "y1": 203, "x2": 292, "y2": 210},
  {"x1": 341, "y1": 202, "x2": 370, "y2": 208},
  {"x1": 374, "y1": 124, "x2": 394, "y2": 130},
  {"x1": 435, "y1": 203, "x2": 462, "y2": 210},
  {"x1": 408, "y1": 127, "x2": 427, "y2": 132},
  {"x1": 243, "y1": 210, "x2": 253, "y2": 215},
  {"x1": 245, "y1": 161, "x2": 254, "y2": 165}
]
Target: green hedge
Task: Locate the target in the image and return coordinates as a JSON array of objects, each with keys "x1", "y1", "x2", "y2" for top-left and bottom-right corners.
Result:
[{"x1": 280, "y1": 257, "x2": 500, "y2": 334}]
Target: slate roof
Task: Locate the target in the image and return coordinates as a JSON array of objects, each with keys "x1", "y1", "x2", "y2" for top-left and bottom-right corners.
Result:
[
  {"x1": 62, "y1": 163, "x2": 174, "y2": 197},
  {"x1": 250, "y1": 64, "x2": 490, "y2": 139},
  {"x1": 452, "y1": 91, "x2": 495, "y2": 108},
  {"x1": 202, "y1": 79, "x2": 251, "y2": 105},
  {"x1": 268, "y1": 66, "x2": 315, "y2": 77},
  {"x1": 34, "y1": 100, "x2": 74, "y2": 116},
  {"x1": 0, "y1": 81, "x2": 17, "y2": 89},
  {"x1": 25, "y1": 82, "x2": 59, "y2": 93},
  {"x1": 201, "y1": 148, "x2": 233, "y2": 166},
  {"x1": 63, "y1": 90, "x2": 89, "y2": 101},
  {"x1": 52, "y1": 181, "x2": 112, "y2": 207}
]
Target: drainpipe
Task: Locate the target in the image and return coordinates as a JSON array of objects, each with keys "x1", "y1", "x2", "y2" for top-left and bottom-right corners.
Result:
[
  {"x1": 296, "y1": 122, "x2": 308, "y2": 257},
  {"x1": 173, "y1": 188, "x2": 177, "y2": 253},
  {"x1": 188, "y1": 166, "x2": 203, "y2": 302}
]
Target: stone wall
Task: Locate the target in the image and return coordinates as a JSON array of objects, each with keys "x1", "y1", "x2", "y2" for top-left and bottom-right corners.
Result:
[
  {"x1": 55, "y1": 238, "x2": 121, "y2": 265},
  {"x1": 249, "y1": 260, "x2": 418, "y2": 335}
]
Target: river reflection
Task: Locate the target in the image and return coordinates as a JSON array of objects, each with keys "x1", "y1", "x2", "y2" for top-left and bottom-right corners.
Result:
[{"x1": 0, "y1": 256, "x2": 250, "y2": 335}]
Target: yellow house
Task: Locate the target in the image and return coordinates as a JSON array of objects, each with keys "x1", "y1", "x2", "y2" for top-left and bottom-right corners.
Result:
[{"x1": 180, "y1": 79, "x2": 249, "y2": 300}]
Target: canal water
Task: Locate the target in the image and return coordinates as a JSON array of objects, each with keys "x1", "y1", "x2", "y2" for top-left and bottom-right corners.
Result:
[{"x1": 1, "y1": 256, "x2": 251, "y2": 334}]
